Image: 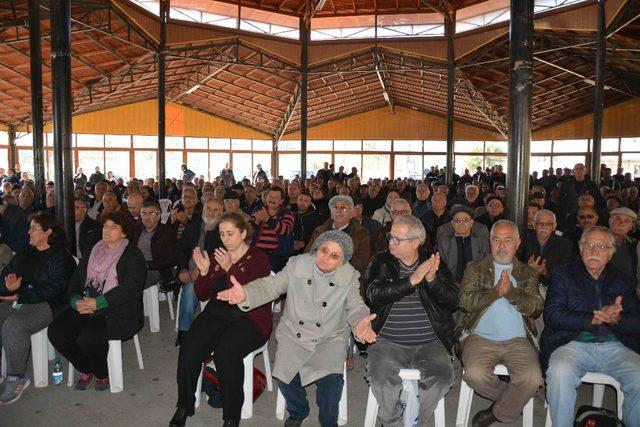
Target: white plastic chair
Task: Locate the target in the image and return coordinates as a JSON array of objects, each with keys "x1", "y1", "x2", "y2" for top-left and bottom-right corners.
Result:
[
  {"x1": 364, "y1": 368, "x2": 446, "y2": 427},
  {"x1": 276, "y1": 362, "x2": 348, "y2": 426},
  {"x1": 159, "y1": 198, "x2": 172, "y2": 224},
  {"x1": 159, "y1": 290, "x2": 175, "y2": 320},
  {"x1": 1, "y1": 327, "x2": 50, "y2": 388},
  {"x1": 67, "y1": 334, "x2": 144, "y2": 393},
  {"x1": 142, "y1": 284, "x2": 160, "y2": 333},
  {"x1": 544, "y1": 372, "x2": 623, "y2": 426},
  {"x1": 456, "y1": 364, "x2": 534, "y2": 427},
  {"x1": 195, "y1": 340, "x2": 273, "y2": 418}
]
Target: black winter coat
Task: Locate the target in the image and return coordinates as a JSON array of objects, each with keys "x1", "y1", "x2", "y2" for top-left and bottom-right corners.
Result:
[
  {"x1": 175, "y1": 220, "x2": 223, "y2": 272},
  {"x1": 68, "y1": 242, "x2": 147, "y2": 340},
  {"x1": 364, "y1": 248, "x2": 459, "y2": 353}
]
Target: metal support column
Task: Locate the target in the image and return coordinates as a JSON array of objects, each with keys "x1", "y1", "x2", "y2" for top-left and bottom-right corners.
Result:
[
  {"x1": 271, "y1": 137, "x2": 278, "y2": 180},
  {"x1": 8, "y1": 129, "x2": 16, "y2": 171},
  {"x1": 157, "y1": 0, "x2": 169, "y2": 197},
  {"x1": 445, "y1": 12, "x2": 455, "y2": 186},
  {"x1": 506, "y1": 0, "x2": 534, "y2": 234},
  {"x1": 29, "y1": 0, "x2": 46, "y2": 207},
  {"x1": 299, "y1": 11, "x2": 309, "y2": 180},
  {"x1": 590, "y1": 0, "x2": 606, "y2": 183},
  {"x1": 50, "y1": 0, "x2": 75, "y2": 251}
]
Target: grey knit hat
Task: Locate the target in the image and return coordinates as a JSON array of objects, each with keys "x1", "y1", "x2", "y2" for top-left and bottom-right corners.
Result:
[
  {"x1": 310, "y1": 230, "x2": 354, "y2": 264},
  {"x1": 328, "y1": 195, "x2": 354, "y2": 209}
]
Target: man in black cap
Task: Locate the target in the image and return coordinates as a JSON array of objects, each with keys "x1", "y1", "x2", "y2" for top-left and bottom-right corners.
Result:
[
  {"x1": 437, "y1": 205, "x2": 490, "y2": 285},
  {"x1": 223, "y1": 191, "x2": 250, "y2": 222}
]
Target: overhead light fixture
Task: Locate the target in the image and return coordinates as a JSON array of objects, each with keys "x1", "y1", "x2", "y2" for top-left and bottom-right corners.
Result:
[{"x1": 185, "y1": 83, "x2": 201, "y2": 95}]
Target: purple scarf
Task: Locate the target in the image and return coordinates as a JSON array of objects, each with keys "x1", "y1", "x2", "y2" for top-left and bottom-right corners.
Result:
[{"x1": 85, "y1": 238, "x2": 128, "y2": 296}]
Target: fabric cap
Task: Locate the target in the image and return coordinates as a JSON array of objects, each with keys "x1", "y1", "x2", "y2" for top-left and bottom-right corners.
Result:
[
  {"x1": 450, "y1": 204, "x2": 475, "y2": 218},
  {"x1": 610, "y1": 207, "x2": 638, "y2": 220},
  {"x1": 328, "y1": 195, "x2": 354, "y2": 209},
  {"x1": 231, "y1": 183, "x2": 244, "y2": 191},
  {"x1": 310, "y1": 230, "x2": 353, "y2": 264},
  {"x1": 223, "y1": 191, "x2": 240, "y2": 200}
]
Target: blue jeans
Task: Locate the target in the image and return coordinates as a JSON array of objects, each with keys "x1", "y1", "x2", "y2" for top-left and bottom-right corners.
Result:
[
  {"x1": 546, "y1": 341, "x2": 640, "y2": 427},
  {"x1": 276, "y1": 373, "x2": 344, "y2": 427},
  {"x1": 178, "y1": 282, "x2": 198, "y2": 332}
]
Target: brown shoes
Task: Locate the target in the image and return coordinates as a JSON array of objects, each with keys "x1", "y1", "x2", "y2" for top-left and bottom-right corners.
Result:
[{"x1": 471, "y1": 404, "x2": 499, "y2": 427}]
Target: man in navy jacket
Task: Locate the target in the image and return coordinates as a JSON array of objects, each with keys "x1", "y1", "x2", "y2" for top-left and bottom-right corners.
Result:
[{"x1": 541, "y1": 225, "x2": 640, "y2": 427}]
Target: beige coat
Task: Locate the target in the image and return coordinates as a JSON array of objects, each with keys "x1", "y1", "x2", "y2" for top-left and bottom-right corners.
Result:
[{"x1": 239, "y1": 253, "x2": 370, "y2": 385}]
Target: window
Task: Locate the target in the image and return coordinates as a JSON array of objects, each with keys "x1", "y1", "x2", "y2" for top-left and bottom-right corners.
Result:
[
  {"x1": 530, "y1": 156, "x2": 551, "y2": 175},
  {"x1": 185, "y1": 137, "x2": 208, "y2": 150},
  {"x1": 210, "y1": 153, "x2": 230, "y2": 178},
  {"x1": 334, "y1": 154, "x2": 361, "y2": 175},
  {"x1": 77, "y1": 134, "x2": 104, "y2": 147},
  {"x1": 363, "y1": 140, "x2": 391, "y2": 151},
  {"x1": 485, "y1": 155, "x2": 507, "y2": 171},
  {"x1": 133, "y1": 135, "x2": 158, "y2": 149},
  {"x1": 455, "y1": 140, "x2": 483, "y2": 153},
  {"x1": 600, "y1": 155, "x2": 619, "y2": 173},
  {"x1": 165, "y1": 136, "x2": 184, "y2": 150},
  {"x1": 232, "y1": 153, "x2": 252, "y2": 181},
  {"x1": 0, "y1": 131, "x2": 7, "y2": 145},
  {"x1": 278, "y1": 153, "x2": 300, "y2": 179},
  {"x1": 599, "y1": 138, "x2": 620, "y2": 153},
  {"x1": 553, "y1": 139, "x2": 588, "y2": 153},
  {"x1": 621, "y1": 153, "x2": 640, "y2": 178},
  {"x1": 165, "y1": 151, "x2": 184, "y2": 180},
  {"x1": 278, "y1": 140, "x2": 300, "y2": 151},
  {"x1": 424, "y1": 141, "x2": 447, "y2": 152},
  {"x1": 105, "y1": 134, "x2": 130, "y2": 148},
  {"x1": 552, "y1": 155, "x2": 585, "y2": 170},
  {"x1": 16, "y1": 133, "x2": 33, "y2": 147},
  {"x1": 135, "y1": 151, "x2": 157, "y2": 179},
  {"x1": 105, "y1": 151, "x2": 130, "y2": 180},
  {"x1": 186, "y1": 152, "x2": 209, "y2": 180},
  {"x1": 393, "y1": 140, "x2": 422, "y2": 152},
  {"x1": 252, "y1": 140, "x2": 272, "y2": 151},
  {"x1": 45, "y1": 150, "x2": 54, "y2": 181},
  {"x1": 307, "y1": 140, "x2": 333, "y2": 151},
  {"x1": 307, "y1": 154, "x2": 330, "y2": 178},
  {"x1": 18, "y1": 149, "x2": 34, "y2": 178},
  {"x1": 232, "y1": 139, "x2": 252, "y2": 150},
  {"x1": 485, "y1": 141, "x2": 507, "y2": 153},
  {"x1": 424, "y1": 155, "x2": 447, "y2": 174},
  {"x1": 253, "y1": 153, "x2": 271, "y2": 179},
  {"x1": 334, "y1": 140, "x2": 361, "y2": 151},
  {"x1": 362, "y1": 154, "x2": 390, "y2": 181},
  {"x1": 455, "y1": 155, "x2": 482, "y2": 175},
  {"x1": 0, "y1": 148, "x2": 7, "y2": 170},
  {"x1": 621, "y1": 137, "x2": 640, "y2": 152},
  {"x1": 531, "y1": 140, "x2": 552, "y2": 153},
  {"x1": 78, "y1": 151, "x2": 104, "y2": 175},
  {"x1": 394, "y1": 155, "x2": 423, "y2": 179},
  {"x1": 210, "y1": 138, "x2": 230, "y2": 150}
]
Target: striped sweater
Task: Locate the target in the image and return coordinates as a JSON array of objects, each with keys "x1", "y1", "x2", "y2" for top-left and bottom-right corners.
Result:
[{"x1": 251, "y1": 208, "x2": 295, "y2": 253}]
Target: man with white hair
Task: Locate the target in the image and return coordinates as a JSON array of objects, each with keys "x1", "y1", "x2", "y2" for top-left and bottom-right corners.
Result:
[
  {"x1": 520, "y1": 209, "x2": 576, "y2": 288},
  {"x1": 365, "y1": 215, "x2": 458, "y2": 426},
  {"x1": 608, "y1": 207, "x2": 639, "y2": 283},
  {"x1": 542, "y1": 226, "x2": 640, "y2": 427},
  {"x1": 457, "y1": 220, "x2": 543, "y2": 427}
]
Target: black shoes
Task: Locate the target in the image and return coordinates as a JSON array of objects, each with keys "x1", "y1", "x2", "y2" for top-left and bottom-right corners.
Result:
[
  {"x1": 169, "y1": 407, "x2": 192, "y2": 427},
  {"x1": 284, "y1": 417, "x2": 303, "y2": 427},
  {"x1": 175, "y1": 331, "x2": 185, "y2": 347},
  {"x1": 471, "y1": 404, "x2": 498, "y2": 427}
]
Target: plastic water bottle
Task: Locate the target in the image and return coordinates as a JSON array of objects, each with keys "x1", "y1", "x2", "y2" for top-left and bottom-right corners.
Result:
[
  {"x1": 52, "y1": 357, "x2": 63, "y2": 385},
  {"x1": 400, "y1": 378, "x2": 420, "y2": 427}
]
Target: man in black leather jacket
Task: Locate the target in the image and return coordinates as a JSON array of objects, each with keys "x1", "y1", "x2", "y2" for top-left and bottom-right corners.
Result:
[{"x1": 364, "y1": 215, "x2": 458, "y2": 426}]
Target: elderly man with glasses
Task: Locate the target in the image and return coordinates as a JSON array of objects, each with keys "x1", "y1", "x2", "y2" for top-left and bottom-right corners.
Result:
[
  {"x1": 541, "y1": 225, "x2": 640, "y2": 427},
  {"x1": 457, "y1": 220, "x2": 543, "y2": 427},
  {"x1": 365, "y1": 215, "x2": 458, "y2": 426},
  {"x1": 607, "y1": 207, "x2": 640, "y2": 285},
  {"x1": 437, "y1": 205, "x2": 490, "y2": 285}
]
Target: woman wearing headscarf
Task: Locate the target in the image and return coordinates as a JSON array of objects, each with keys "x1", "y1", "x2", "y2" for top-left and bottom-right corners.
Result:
[
  {"x1": 48, "y1": 211, "x2": 147, "y2": 392},
  {"x1": 218, "y1": 230, "x2": 377, "y2": 427},
  {"x1": 170, "y1": 213, "x2": 271, "y2": 427},
  {"x1": 0, "y1": 212, "x2": 76, "y2": 404}
]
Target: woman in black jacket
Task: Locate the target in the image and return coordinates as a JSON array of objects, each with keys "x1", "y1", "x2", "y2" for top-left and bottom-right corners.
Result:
[
  {"x1": 48, "y1": 211, "x2": 147, "y2": 392},
  {"x1": 0, "y1": 212, "x2": 76, "y2": 405}
]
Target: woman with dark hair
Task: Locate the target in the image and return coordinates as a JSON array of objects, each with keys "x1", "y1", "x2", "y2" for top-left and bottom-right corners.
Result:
[
  {"x1": 170, "y1": 212, "x2": 271, "y2": 427},
  {"x1": 0, "y1": 212, "x2": 76, "y2": 404},
  {"x1": 48, "y1": 211, "x2": 147, "y2": 392}
]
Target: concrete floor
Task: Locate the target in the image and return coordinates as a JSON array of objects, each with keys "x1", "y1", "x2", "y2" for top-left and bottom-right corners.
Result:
[{"x1": 1, "y1": 302, "x2": 620, "y2": 427}]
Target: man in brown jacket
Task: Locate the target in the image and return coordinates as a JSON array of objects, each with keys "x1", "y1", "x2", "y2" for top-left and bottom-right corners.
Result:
[
  {"x1": 305, "y1": 195, "x2": 371, "y2": 278},
  {"x1": 456, "y1": 219, "x2": 543, "y2": 427}
]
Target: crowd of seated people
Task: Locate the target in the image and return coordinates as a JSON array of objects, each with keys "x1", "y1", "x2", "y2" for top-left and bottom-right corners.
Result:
[{"x1": 0, "y1": 160, "x2": 638, "y2": 427}]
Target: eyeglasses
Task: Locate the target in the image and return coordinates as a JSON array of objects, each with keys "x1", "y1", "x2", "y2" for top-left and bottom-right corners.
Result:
[
  {"x1": 140, "y1": 211, "x2": 160, "y2": 217},
  {"x1": 331, "y1": 205, "x2": 351, "y2": 212},
  {"x1": 453, "y1": 217, "x2": 471, "y2": 223},
  {"x1": 578, "y1": 214, "x2": 596, "y2": 220},
  {"x1": 391, "y1": 209, "x2": 411, "y2": 216},
  {"x1": 581, "y1": 241, "x2": 613, "y2": 251},
  {"x1": 487, "y1": 203, "x2": 503, "y2": 208},
  {"x1": 318, "y1": 246, "x2": 343, "y2": 261},
  {"x1": 386, "y1": 233, "x2": 417, "y2": 244}
]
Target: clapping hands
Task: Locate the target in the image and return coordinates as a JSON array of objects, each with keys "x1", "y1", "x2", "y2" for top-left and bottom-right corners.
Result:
[
  {"x1": 408, "y1": 253, "x2": 441, "y2": 286},
  {"x1": 592, "y1": 295, "x2": 623, "y2": 325}
]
